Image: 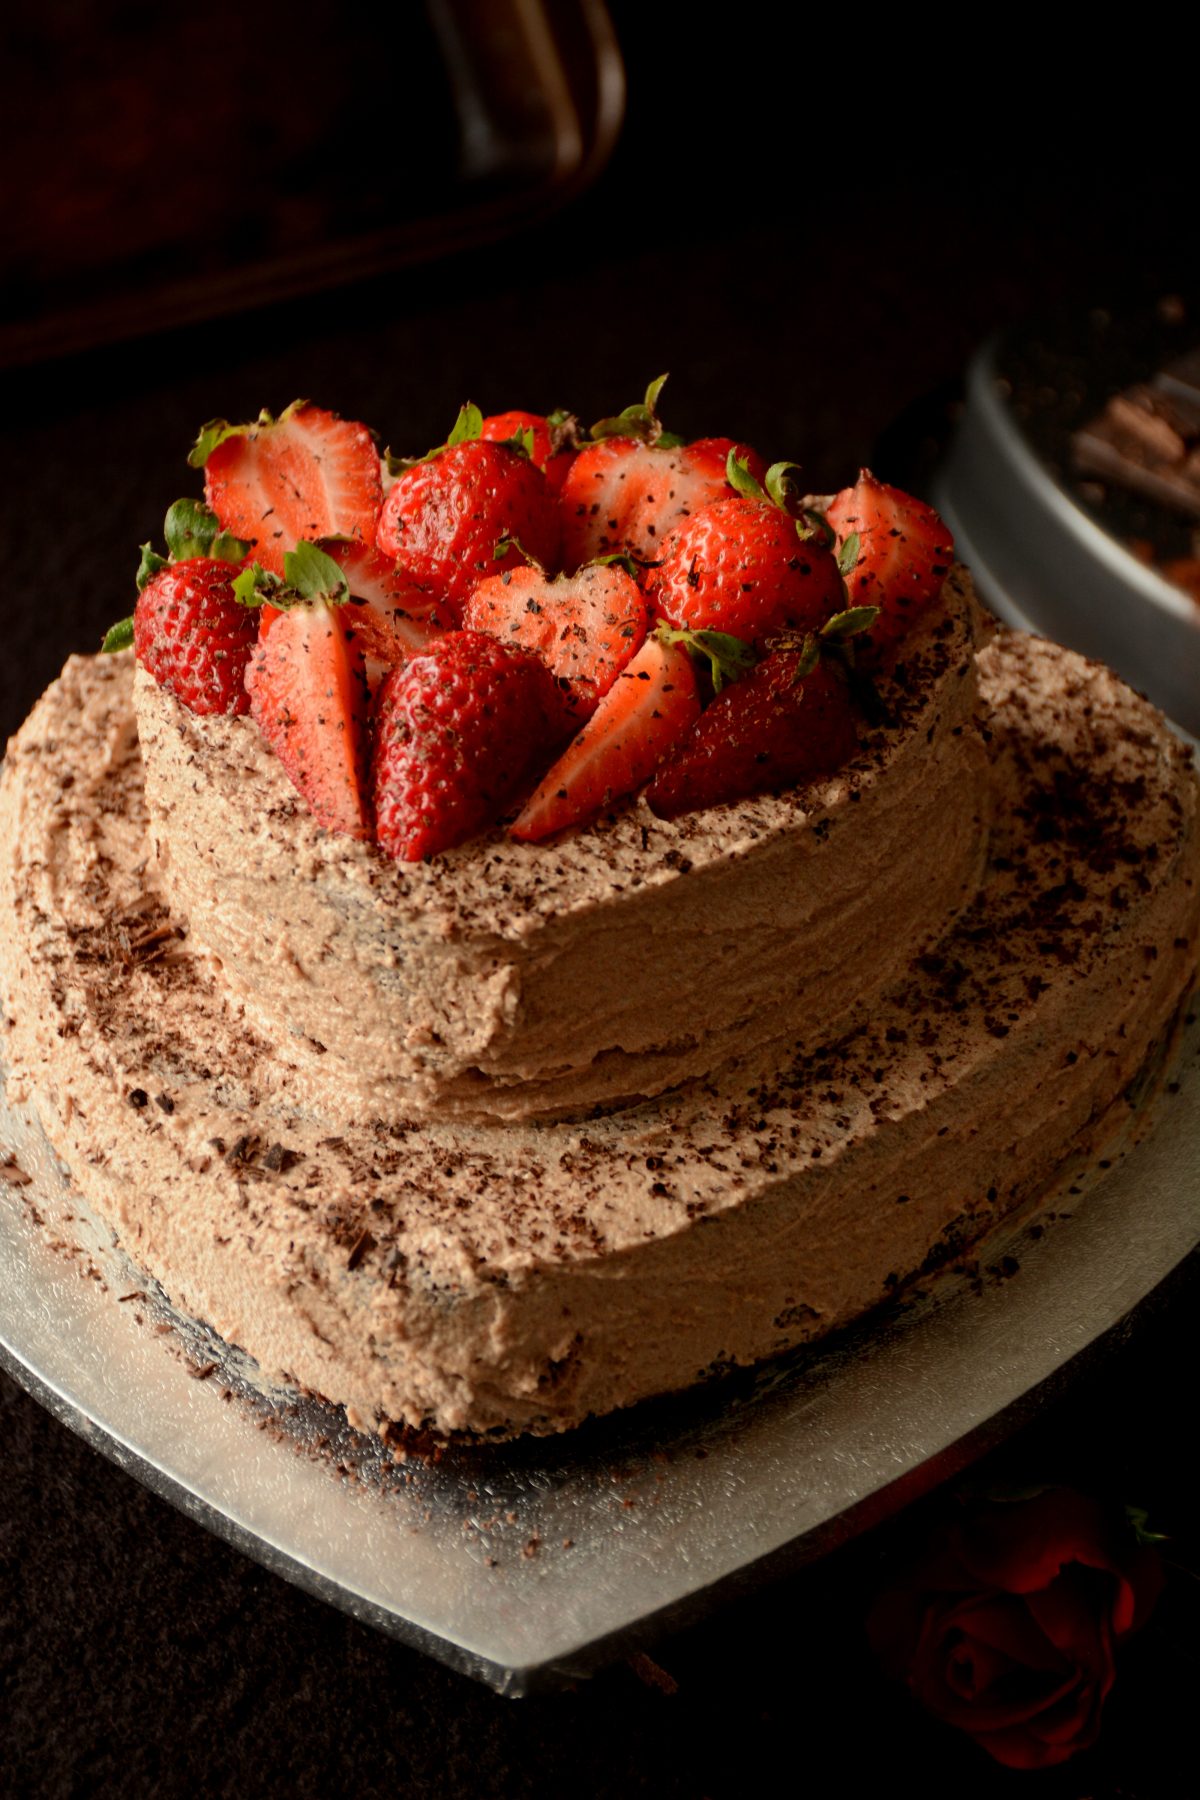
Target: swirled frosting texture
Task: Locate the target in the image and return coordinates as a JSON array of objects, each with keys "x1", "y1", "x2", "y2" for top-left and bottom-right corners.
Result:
[
  {"x1": 0, "y1": 612, "x2": 1196, "y2": 1436},
  {"x1": 132, "y1": 567, "x2": 992, "y2": 1126}
]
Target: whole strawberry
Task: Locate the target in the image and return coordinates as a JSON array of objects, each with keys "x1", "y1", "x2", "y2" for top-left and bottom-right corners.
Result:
[
  {"x1": 134, "y1": 559, "x2": 259, "y2": 715},
  {"x1": 377, "y1": 405, "x2": 560, "y2": 615},
  {"x1": 479, "y1": 407, "x2": 577, "y2": 496},
  {"x1": 649, "y1": 457, "x2": 843, "y2": 646},
  {"x1": 112, "y1": 497, "x2": 258, "y2": 715},
  {"x1": 646, "y1": 650, "x2": 859, "y2": 819},
  {"x1": 373, "y1": 631, "x2": 564, "y2": 861}
]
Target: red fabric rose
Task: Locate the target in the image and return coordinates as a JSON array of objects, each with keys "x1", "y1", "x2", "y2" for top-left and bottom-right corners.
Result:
[{"x1": 867, "y1": 1487, "x2": 1163, "y2": 1770}]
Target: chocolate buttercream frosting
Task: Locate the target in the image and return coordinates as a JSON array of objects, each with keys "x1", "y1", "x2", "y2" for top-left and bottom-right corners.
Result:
[{"x1": 1, "y1": 571, "x2": 1197, "y2": 1436}]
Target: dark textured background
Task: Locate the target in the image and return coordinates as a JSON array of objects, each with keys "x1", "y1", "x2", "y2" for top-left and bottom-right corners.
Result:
[{"x1": 2, "y1": 7, "x2": 1197, "y2": 1794}]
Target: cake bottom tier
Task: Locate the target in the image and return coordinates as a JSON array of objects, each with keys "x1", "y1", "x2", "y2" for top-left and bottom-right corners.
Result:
[{"x1": 1, "y1": 636, "x2": 1197, "y2": 1437}]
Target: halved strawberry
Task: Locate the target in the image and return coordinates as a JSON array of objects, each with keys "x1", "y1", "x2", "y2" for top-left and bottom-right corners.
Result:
[
  {"x1": 510, "y1": 636, "x2": 701, "y2": 841},
  {"x1": 559, "y1": 435, "x2": 767, "y2": 571},
  {"x1": 461, "y1": 562, "x2": 647, "y2": 718},
  {"x1": 320, "y1": 538, "x2": 441, "y2": 618},
  {"x1": 245, "y1": 600, "x2": 372, "y2": 838},
  {"x1": 646, "y1": 652, "x2": 859, "y2": 820},
  {"x1": 320, "y1": 539, "x2": 451, "y2": 677},
  {"x1": 192, "y1": 402, "x2": 383, "y2": 577},
  {"x1": 373, "y1": 632, "x2": 564, "y2": 862},
  {"x1": 558, "y1": 377, "x2": 767, "y2": 569},
  {"x1": 824, "y1": 471, "x2": 954, "y2": 655}
]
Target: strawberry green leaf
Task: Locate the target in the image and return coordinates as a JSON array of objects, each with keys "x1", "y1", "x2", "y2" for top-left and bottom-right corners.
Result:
[
  {"x1": 836, "y1": 530, "x2": 861, "y2": 577},
  {"x1": 1126, "y1": 1504, "x2": 1170, "y2": 1547},
  {"x1": 136, "y1": 543, "x2": 169, "y2": 592},
  {"x1": 820, "y1": 605, "x2": 879, "y2": 640},
  {"x1": 101, "y1": 617, "x2": 134, "y2": 653},
  {"x1": 656, "y1": 625, "x2": 758, "y2": 693},
  {"x1": 586, "y1": 550, "x2": 642, "y2": 578},
  {"x1": 162, "y1": 497, "x2": 252, "y2": 566},
  {"x1": 801, "y1": 508, "x2": 836, "y2": 548},
  {"x1": 643, "y1": 373, "x2": 669, "y2": 416},
  {"x1": 280, "y1": 541, "x2": 351, "y2": 608},
  {"x1": 390, "y1": 401, "x2": 486, "y2": 470},
  {"x1": 791, "y1": 634, "x2": 821, "y2": 680},
  {"x1": 726, "y1": 451, "x2": 767, "y2": 502},
  {"x1": 765, "y1": 462, "x2": 802, "y2": 511},
  {"x1": 231, "y1": 562, "x2": 280, "y2": 609},
  {"x1": 186, "y1": 402, "x2": 307, "y2": 470},
  {"x1": 591, "y1": 372, "x2": 672, "y2": 444},
  {"x1": 497, "y1": 425, "x2": 535, "y2": 460},
  {"x1": 446, "y1": 402, "x2": 483, "y2": 447}
]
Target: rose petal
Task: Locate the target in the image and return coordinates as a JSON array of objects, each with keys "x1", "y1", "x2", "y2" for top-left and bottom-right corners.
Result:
[
  {"x1": 1027, "y1": 1679, "x2": 1103, "y2": 1748},
  {"x1": 913, "y1": 1609, "x2": 1079, "y2": 1733},
  {"x1": 956, "y1": 1489, "x2": 1127, "y2": 1608},
  {"x1": 1024, "y1": 1569, "x2": 1115, "y2": 1693},
  {"x1": 949, "y1": 1593, "x2": 1070, "y2": 1675},
  {"x1": 974, "y1": 1719, "x2": 1090, "y2": 1771}
]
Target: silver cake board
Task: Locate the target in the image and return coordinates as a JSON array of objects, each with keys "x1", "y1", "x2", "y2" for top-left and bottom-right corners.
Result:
[{"x1": 2, "y1": 1017, "x2": 1198, "y2": 1696}]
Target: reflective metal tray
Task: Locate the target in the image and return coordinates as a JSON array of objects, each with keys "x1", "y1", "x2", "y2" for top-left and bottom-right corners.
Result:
[{"x1": 2, "y1": 1018, "x2": 1198, "y2": 1696}]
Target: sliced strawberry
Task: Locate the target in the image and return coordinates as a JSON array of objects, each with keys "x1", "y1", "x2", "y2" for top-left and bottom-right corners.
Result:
[
  {"x1": 559, "y1": 437, "x2": 762, "y2": 570},
  {"x1": 245, "y1": 602, "x2": 371, "y2": 838},
  {"x1": 373, "y1": 631, "x2": 564, "y2": 862},
  {"x1": 377, "y1": 440, "x2": 560, "y2": 616},
  {"x1": 319, "y1": 538, "x2": 442, "y2": 618},
  {"x1": 461, "y1": 562, "x2": 647, "y2": 718},
  {"x1": 194, "y1": 402, "x2": 383, "y2": 577},
  {"x1": 320, "y1": 538, "x2": 451, "y2": 679},
  {"x1": 649, "y1": 495, "x2": 843, "y2": 645},
  {"x1": 510, "y1": 636, "x2": 701, "y2": 841},
  {"x1": 646, "y1": 653, "x2": 859, "y2": 820},
  {"x1": 825, "y1": 471, "x2": 954, "y2": 654},
  {"x1": 133, "y1": 557, "x2": 258, "y2": 716},
  {"x1": 480, "y1": 409, "x2": 576, "y2": 497},
  {"x1": 340, "y1": 602, "x2": 443, "y2": 671}
]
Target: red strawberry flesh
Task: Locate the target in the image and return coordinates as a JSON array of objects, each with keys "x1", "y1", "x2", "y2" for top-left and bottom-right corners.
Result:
[
  {"x1": 204, "y1": 404, "x2": 382, "y2": 577},
  {"x1": 479, "y1": 409, "x2": 575, "y2": 496},
  {"x1": 245, "y1": 603, "x2": 372, "y2": 838},
  {"x1": 825, "y1": 471, "x2": 954, "y2": 654},
  {"x1": 511, "y1": 635, "x2": 701, "y2": 841},
  {"x1": 461, "y1": 562, "x2": 647, "y2": 718},
  {"x1": 649, "y1": 496, "x2": 843, "y2": 646},
  {"x1": 558, "y1": 436, "x2": 764, "y2": 569}
]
